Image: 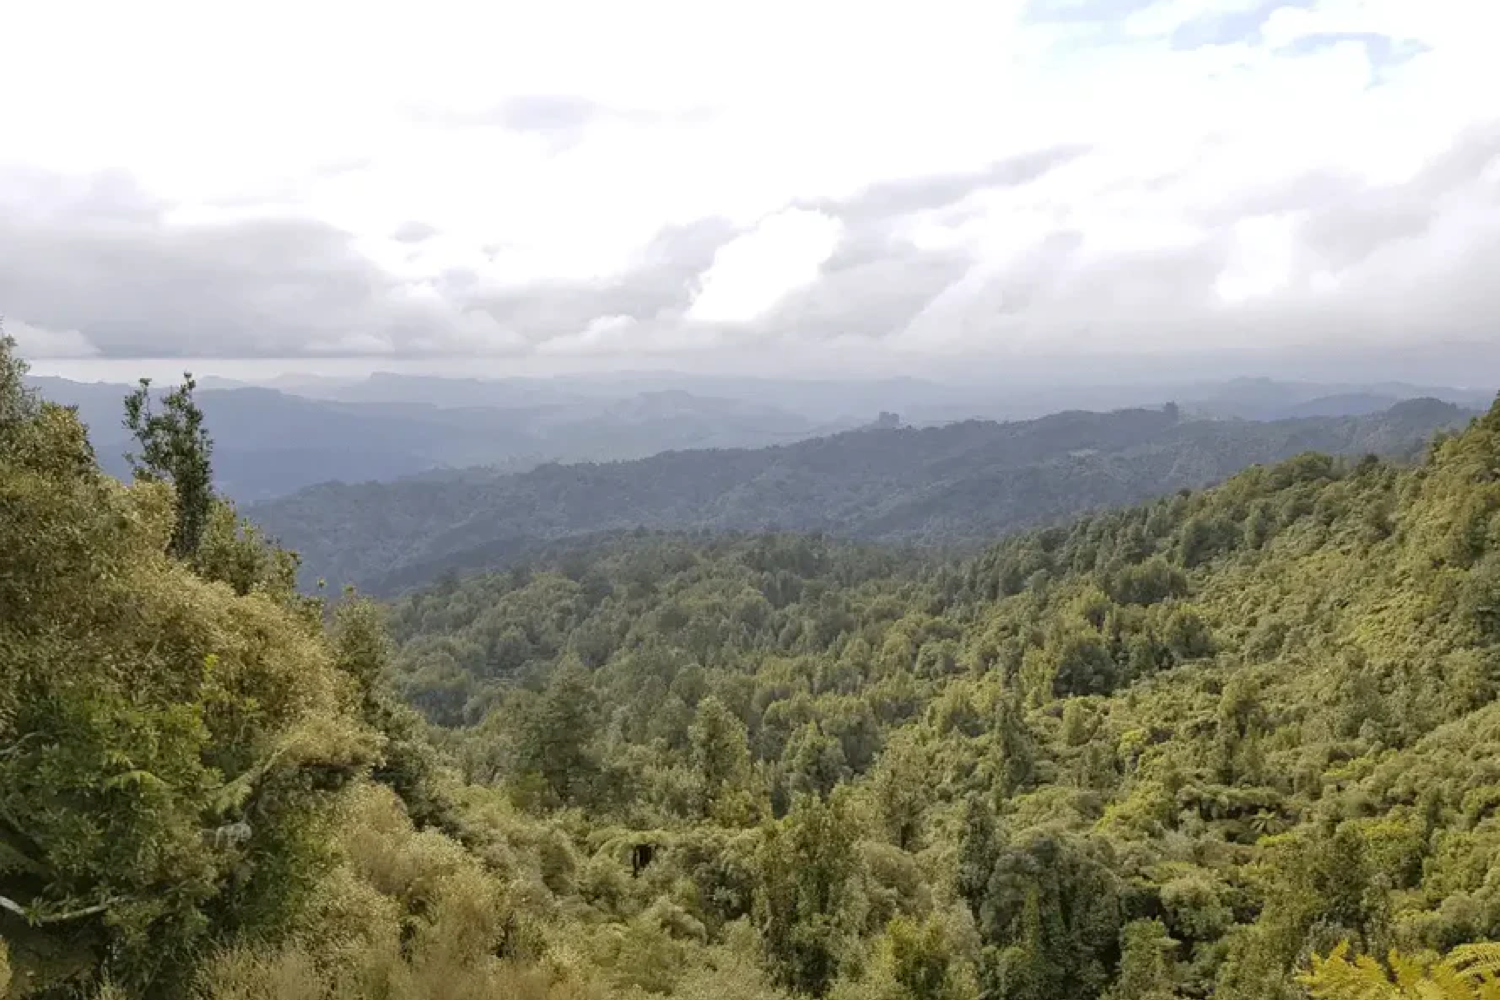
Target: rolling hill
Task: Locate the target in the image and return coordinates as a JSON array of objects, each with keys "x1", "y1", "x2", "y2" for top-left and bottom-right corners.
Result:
[{"x1": 250, "y1": 397, "x2": 1474, "y2": 593}]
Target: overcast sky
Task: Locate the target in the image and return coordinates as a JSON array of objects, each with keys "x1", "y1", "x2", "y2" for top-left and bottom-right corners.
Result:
[{"x1": 2, "y1": 0, "x2": 1497, "y2": 381}]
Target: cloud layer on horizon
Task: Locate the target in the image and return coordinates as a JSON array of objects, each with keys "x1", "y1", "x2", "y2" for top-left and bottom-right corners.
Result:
[{"x1": 1, "y1": 0, "x2": 1496, "y2": 369}]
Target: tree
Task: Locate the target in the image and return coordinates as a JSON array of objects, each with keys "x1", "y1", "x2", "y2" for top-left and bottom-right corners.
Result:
[
  {"x1": 331, "y1": 596, "x2": 454, "y2": 828},
  {"x1": 994, "y1": 687, "x2": 1036, "y2": 798},
  {"x1": 982, "y1": 889, "x2": 1059, "y2": 1000},
  {"x1": 879, "y1": 916, "x2": 964, "y2": 1000},
  {"x1": 0, "y1": 371, "x2": 379, "y2": 995},
  {"x1": 0, "y1": 327, "x2": 38, "y2": 432},
  {"x1": 782, "y1": 721, "x2": 849, "y2": 801},
  {"x1": 755, "y1": 792, "x2": 862, "y2": 996},
  {"x1": 1108, "y1": 919, "x2": 1179, "y2": 1000},
  {"x1": 966, "y1": 832, "x2": 1122, "y2": 1000},
  {"x1": 870, "y1": 730, "x2": 930, "y2": 851},
  {"x1": 1214, "y1": 671, "x2": 1266, "y2": 784},
  {"x1": 955, "y1": 796, "x2": 999, "y2": 920},
  {"x1": 512, "y1": 658, "x2": 600, "y2": 808},
  {"x1": 689, "y1": 696, "x2": 755, "y2": 821},
  {"x1": 123, "y1": 374, "x2": 214, "y2": 559}
]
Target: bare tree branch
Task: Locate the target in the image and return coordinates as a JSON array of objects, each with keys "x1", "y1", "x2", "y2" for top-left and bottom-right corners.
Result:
[{"x1": 0, "y1": 892, "x2": 122, "y2": 925}]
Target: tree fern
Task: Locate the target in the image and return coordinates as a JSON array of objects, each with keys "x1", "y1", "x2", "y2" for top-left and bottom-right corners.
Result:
[
  {"x1": 1302, "y1": 941, "x2": 1500, "y2": 1000},
  {"x1": 1449, "y1": 944, "x2": 1500, "y2": 983}
]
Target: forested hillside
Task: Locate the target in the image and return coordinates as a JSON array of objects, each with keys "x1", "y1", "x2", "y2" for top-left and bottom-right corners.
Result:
[
  {"x1": 8, "y1": 330, "x2": 1500, "y2": 1000},
  {"x1": 252, "y1": 398, "x2": 1470, "y2": 593},
  {"x1": 379, "y1": 391, "x2": 1500, "y2": 1000}
]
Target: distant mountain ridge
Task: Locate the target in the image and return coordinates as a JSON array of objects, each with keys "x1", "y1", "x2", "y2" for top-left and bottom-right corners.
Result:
[
  {"x1": 249, "y1": 397, "x2": 1478, "y2": 594},
  {"x1": 24, "y1": 375, "x2": 846, "y2": 501},
  {"x1": 27, "y1": 368, "x2": 1492, "y2": 506},
  {"x1": 271, "y1": 370, "x2": 1499, "y2": 424}
]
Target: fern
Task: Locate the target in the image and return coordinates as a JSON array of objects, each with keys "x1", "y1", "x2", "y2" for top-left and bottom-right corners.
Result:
[
  {"x1": 1301, "y1": 943, "x2": 1402, "y2": 1000},
  {"x1": 1449, "y1": 944, "x2": 1500, "y2": 981},
  {"x1": 1303, "y1": 942, "x2": 1500, "y2": 1000}
]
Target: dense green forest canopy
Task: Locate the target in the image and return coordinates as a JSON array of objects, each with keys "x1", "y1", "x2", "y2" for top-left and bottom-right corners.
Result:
[
  {"x1": 5, "y1": 331, "x2": 1500, "y2": 1000},
  {"x1": 379, "y1": 387, "x2": 1500, "y2": 1000},
  {"x1": 251, "y1": 398, "x2": 1471, "y2": 593}
]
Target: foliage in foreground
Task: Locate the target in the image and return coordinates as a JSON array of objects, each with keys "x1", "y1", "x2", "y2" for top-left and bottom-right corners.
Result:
[
  {"x1": 1302, "y1": 941, "x2": 1500, "y2": 1000},
  {"x1": 0, "y1": 337, "x2": 787, "y2": 1000}
]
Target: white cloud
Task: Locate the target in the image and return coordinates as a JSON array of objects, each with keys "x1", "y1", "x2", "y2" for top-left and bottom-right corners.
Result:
[
  {"x1": 303, "y1": 332, "x2": 397, "y2": 356},
  {"x1": 536, "y1": 315, "x2": 639, "y2": 356},
  {"x1": 1214, "y1": 213, "x2": 1303, "y2": 304},
  {"x1": 5, "y1": 319, "x2": 99, "y2": 358},
  {"x1": 687, "y1": 210, "x2": 842, "y2": 324},
  {"x1": 0, "y1": 0, "x2": 1496, "y2": 369}
]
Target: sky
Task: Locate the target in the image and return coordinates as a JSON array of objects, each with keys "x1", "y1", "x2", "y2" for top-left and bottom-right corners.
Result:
[{"x1": 2, "y1": 0, "x2": 1497, "y2": 382}]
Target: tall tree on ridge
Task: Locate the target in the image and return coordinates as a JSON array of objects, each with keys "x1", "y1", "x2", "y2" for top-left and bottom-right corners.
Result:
[{"x1": 123, "y1": 373, "x2": 214, "y2": 560}]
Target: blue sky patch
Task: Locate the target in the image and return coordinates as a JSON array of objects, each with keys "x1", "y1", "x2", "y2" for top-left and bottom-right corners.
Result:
[
  {"x1": 1168, "y1": 0, "x2": 1315, "y2": 49},
  {"x1": 1278, "y1": 31, "x2": 1430, "y2": 83}
]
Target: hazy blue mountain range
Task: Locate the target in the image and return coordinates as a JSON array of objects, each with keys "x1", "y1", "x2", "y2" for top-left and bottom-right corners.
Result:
[
  {"x1": 247, "y1": 369, "x2": 1498, "y2": 424},
  {"x1": 25, "y1": 375, "x2": 851, "y2": 500},
  {"x1": 248, "y1": 396, "x2": 1477, "y2": 594},
  {"x1": 30, "y1": 369, "x2": 1492, "y2": 502}
]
